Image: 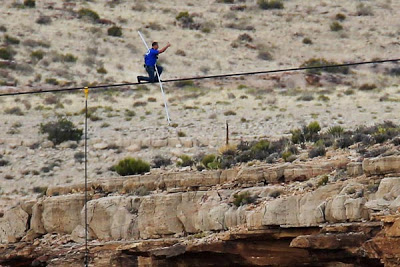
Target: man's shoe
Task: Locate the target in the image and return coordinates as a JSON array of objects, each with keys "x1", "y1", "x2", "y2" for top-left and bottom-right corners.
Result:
[{"x1": 137, "y1": 76, "x2": 141, "y2": 84}]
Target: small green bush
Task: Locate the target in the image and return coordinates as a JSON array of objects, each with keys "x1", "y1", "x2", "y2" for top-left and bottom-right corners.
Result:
[
  {"x1": 224, "y1": 110, "x2": 236, "y2": 116},
  {"x1": 330, "y1": 22, "x2": 343, "y2": 31},
  {"x1": 327, "y1": 125, "x2": 344, "y2": 137},
  {"x1": 302, "y1": 38, "x2": 312, "y2": 44},
  {"x1": 5, "y1": 106, "x2": 24, "y2": 116},
  {"x1": 0, "y1": 47, "x2": 15, "y2": 60},
  {"x1": 24, "y1": 0, "x2": 35, "y2": 8},
  {"x1": 33, "y1": 186, "x2": 47, "y2": 196},
  {"x1": 202, "y1": 154, "x2": 216, "y2": 168},
  {"x1": 177, "y1": 154, "x2": 194, "y2": 167},
  {"x1": 78, "y1": 8, "x2": 100, "y2": 22},
  {"x1": 63, "y1": 53, "x2": 78, "y2": 63},
  {"x1": 108, "y1": 26, "x2": 122, "y2": 37},
  {"x1": 233, "y1": 192, "x2": 255, "y2": 207},
  {"x1": 5, "y1": 35, "x2": 20, "y2": 45},
  {"x1": 45, "y1": 78, "x2": 59, "y2": 85},
  {"x1": 40, "y1": 118, "x2": 83, "y2": 145},
  {"x1": 335, "y1": 13, "x2": 346, "y2": 21},
  {"x1": 114, "y1": 157, "x2": 150, "y2": 176},
  {"x1": 177, "y1": 131, "x2": 186, "y2": 137},
  {"x1": 301, "y1": 58, "x2": 349, "y2": 75},
  {"x1": 317, "y1": 175, "x2": 329, "y2": 187},
  {"x1": 97, "y1": 67, "x2": 107, "y2": 74},
  {"x1": 359, "y1": 83, "x2": 377, "y2": 91},
  {"x1": 31, "y1": 50, "x2": 45, "y2": 60},
  {"x1": 307, "y1": 121, "x2": 321, "y2": 134},
  {"x1": 258, "y1": 0, "x2": 284, "y2": 10},
  {"x1": 282, "y1": 151, "x2": 293, "y2": 162}
]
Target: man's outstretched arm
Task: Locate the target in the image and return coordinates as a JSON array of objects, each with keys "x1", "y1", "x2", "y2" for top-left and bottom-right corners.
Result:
[{"x1": 158, "y1": 43, "x2": 171, "y2": 54}]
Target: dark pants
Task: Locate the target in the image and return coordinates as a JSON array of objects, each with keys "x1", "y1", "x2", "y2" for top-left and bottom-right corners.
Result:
[{"x1": 138, "y1": 65, "x2": 163, "y2": 83}]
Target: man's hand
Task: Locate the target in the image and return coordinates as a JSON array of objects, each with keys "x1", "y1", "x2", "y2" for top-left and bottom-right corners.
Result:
[{"x1": 159, "y1": 43, "x2": 171, "y2": 53}]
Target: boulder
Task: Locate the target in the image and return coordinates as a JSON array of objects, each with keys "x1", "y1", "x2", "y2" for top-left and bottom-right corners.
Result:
[
  {"x1": 42, "y1": 194, "x2": 85, "y2": 234},
  {"x1": 139, "y1": 193, "x2": 184, "y2": 239},
  {"x1": 363, "y1": 156, "x2": 400, "y2": 176},
  {"x1": 263, "y1": 184, "x2": 341, "y2": 227},
  {"x1": 375, "y1": 178, "x2": 400, "y2": 200},
  {"x1": 0, "y1": 206, "x2": 29, "y2": 243},
  {"x1": 85, "y1": 196, "x2": 141, "y2": 240},
  {"x1": 347, "y1": 162, "x2": 363, "y2": 177}
]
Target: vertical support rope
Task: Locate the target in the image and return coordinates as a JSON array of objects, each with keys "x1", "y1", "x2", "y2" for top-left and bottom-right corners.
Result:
[{"x1": 84, "y1": 87, "x2": 89, "y2": 267}]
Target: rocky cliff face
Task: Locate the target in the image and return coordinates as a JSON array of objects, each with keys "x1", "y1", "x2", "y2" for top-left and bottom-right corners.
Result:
[{"x1": 1, "y1": 153, "x2": 400, "y2": 266}]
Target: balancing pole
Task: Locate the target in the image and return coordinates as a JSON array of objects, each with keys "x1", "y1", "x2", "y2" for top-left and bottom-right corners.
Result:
[{"x1": 138, "y1": 31, "x2": 171, "y2": 124}]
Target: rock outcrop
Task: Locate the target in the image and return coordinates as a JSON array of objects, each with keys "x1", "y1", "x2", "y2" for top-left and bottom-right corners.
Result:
[{"x1": 2, "y1": 155, "x2": 400, "y2": 266}]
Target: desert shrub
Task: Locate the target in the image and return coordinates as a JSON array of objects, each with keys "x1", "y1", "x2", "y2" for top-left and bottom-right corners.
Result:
[
  {"x1": 218, "y1": 0, "x2": 234, "y2": 3},
  {"x1": 78, "y1": 8, "x2": 100, "y2": 22},
  {"x1": 44, "y1": 94, "x2": 59, "y2": 105},
  {"x1": 291, "y1": 129, "x2": 304, "y2": 144},
  {"x1": 237, "y1": 33, "x2": 253, "y2": 43},
  {"x1": 97, "y1": 67, "x2": 107, "y2": 74},
  {"x1": 269, "y1": 189, "x2": 282, "y2": 198},
  {"x1": 40, "y1": 118, "x2": 83, "y2": 145},
  {"x1": 0, "y1": 159, "x2": 10, "y2": 166},
  {"x1": 31, "y1": 50, "x2": 45, "y2": 60},
  {"x1": 359, "y1": 83, "x2": 376, "y2": 91},
  {"x1": 33, "y1": 186, "x2": 47, "y2": 196},
  {"x1": 114, "y1": 157, "x2": 150, "y2": 176},
  {"x1": 302, "y1": 38, "x2": 312, "y2": 44},
  {"x1": 363, "y1": 147, "x2": 389, "y2": 158},
  {"x1": 108, "y1": 26, "x2": 122, "y2": 37},
  {"x1": 257, "y1": 0, "x2": 284, "y2": 10},
  {"x1": 335, "y1": 13, "x2": 346, "y2": 21},
  {"x1": 45, "y1": 78, "x2": 59, "y2": 85},
  {"x1": 5, "y1": 106, "x2": 24, "y2": 116},
  {"x1": 177, "y1": 131, "x2": 186, "y2": 137},
  {"x1": 176, "y1": 11, "x2": 194, "y2": 27},
  {"x1": 317, "y1": 175, "x2": 329, "y2": 187},
  {"x1": 36, "y1": 15, "x2": 52, "y2": 25},
  {"x1": 336, "y1": 134, "x2": 354, "y2": 148},
  {"x1": 282, "y1": 151, "x2": 294, "y2": 162},
  {"x1": 224, "y1": 110, "x2": 236, "y2": 116},
  {"x1": 0, "y1": 47, "x2": 15, "y2": 60},
  {"x1": 330, "y1": 22, "x2": 343, "y2": 31},
  {"x1": 301, "y1": 58, "x2": 349, "y2": 75},
  {"x1": 201, "y1": 154, "x2": 217, "y2": 169},
  {"x1": 177, "y1": 154, "x2": 194, "y2": 167},
  {"x1": 74, "y1": 151, "x2": 85, "y2": 163},
  {"x1": 153, "y1": 155, "x2": 172, "y2": 168},
  {"x1": 309, "y1": 145, "x2": 326, "y2": 158},
  {"x1": 327, "y1": 125, "x2": 344, "y2": 137},
  {"x1": 133, "y1": 186, "x2": 150, "y2": 196},
  {"x1": 176, "y1": 49, "x2": 186, "y2": 56},
  {"x1": 233, "y1": 192, "x2": 255, "y2": 207},
  {"x1": 5, "y1": 35, "x2": 20, "y2": 45},
  {"x1": 297, "y1": 94, "x2": 314, "y2": 101},
  {"x1": 63, "y1": 53, "x2": 78, "y2": 63},
  {"x1": 0, "y1": 25, "x2": 6, "y2": 32},
  {"x1": 147, "y1": 97, "x2": 157, "y2": 102},
  {"x1": 175, "y1": 80, "x2": 195, "y2": 88},
  {"x1": 318, "y1": 95, "x2": 330, "y2": 102},
  {"x1": 356, "y1": 3, "x2": 373, "y2": 16},
  {"x1": 24, "y1": 0, "x2": 35, "y2": 7},
  {"x1": 389, "y1": 68, "x2": 400, "y2": 76},
  {"x1": 257, "y1": 46, "x2": 273, "y2": 60}
]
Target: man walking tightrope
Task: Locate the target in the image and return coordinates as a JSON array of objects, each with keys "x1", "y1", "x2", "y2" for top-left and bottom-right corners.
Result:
[{"x1": 137, "y1": 41, "x2": 171, "y2": 83}]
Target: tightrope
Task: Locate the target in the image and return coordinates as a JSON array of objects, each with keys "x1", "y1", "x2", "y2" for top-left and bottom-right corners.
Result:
[{"x1": 0, "y1": 58, "x2": 398, "y2": 97}]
